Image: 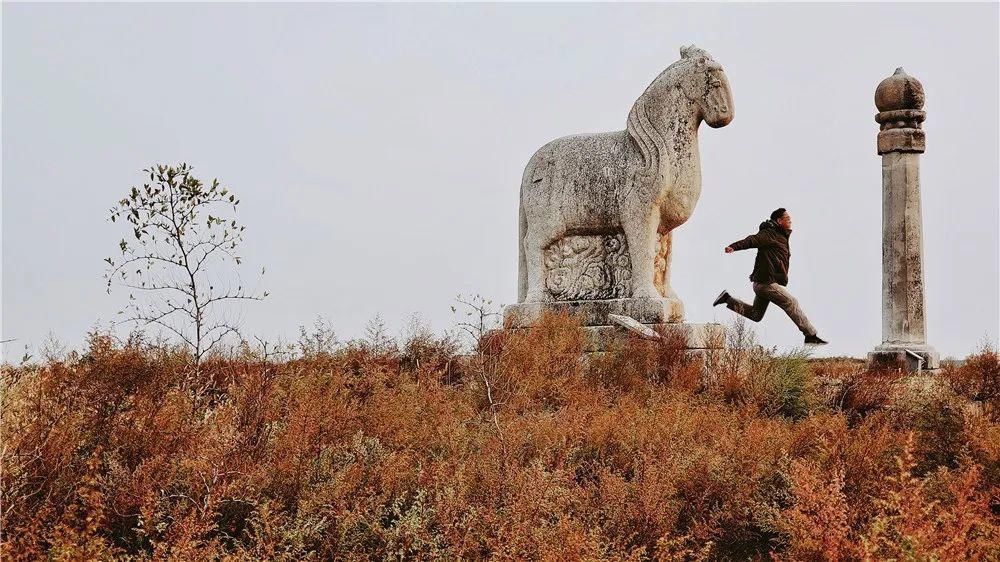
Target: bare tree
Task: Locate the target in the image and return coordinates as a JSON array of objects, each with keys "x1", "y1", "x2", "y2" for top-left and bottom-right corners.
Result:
[
  {"x1": 105, "y1": 163, "x2": 266, "y2": 371},
  {"x1": 453, "y1": 294, "x2": 507, "y2": 457}
]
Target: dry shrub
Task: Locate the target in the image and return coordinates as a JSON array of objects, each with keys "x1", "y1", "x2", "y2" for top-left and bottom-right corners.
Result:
[
  {"x1": 778, "y1": 436, "x2": 1000, "y2": 561},
  {"x1": 833, "y1": 364, "x2": 905, "y2": 422},
  {"x1": 860, "y1": 435, "x2": 1000, "y2": 560},
  {"x1": 495, "y1": 310, "x2": 588, "y2": 413},
  {"x1": 963, "y1": 414, "x2": 1000, "y2": 493},
  {"x1": 946, "y1": 343, "x2": 1000, "y2": 419},
  {"x1": 3, "y1": 318, "x2": 998, "y2": 560},
  {"x1": 594, "y1": 327, "x2": 701, "y2": 394},
  {"x1": 776, "y1": 460, "x2": 856, "y2": 561},
  {"x1": 708, "y1": 320, "x2": 817, "y2": 419},
  {"x1": 887, "y1": 382, "x2": 969, "y2": 475}
]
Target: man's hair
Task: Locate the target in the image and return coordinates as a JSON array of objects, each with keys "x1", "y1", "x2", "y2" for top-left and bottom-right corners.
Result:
[{"x1": 770, "y1": 208, "x2": 787, "y2": 222}]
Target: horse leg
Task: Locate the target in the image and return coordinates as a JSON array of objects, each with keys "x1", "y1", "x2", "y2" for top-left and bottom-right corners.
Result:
[
  {"x1": 656, "y1": 229, "x2": 679, "y2": 299},
  {"x1": 623, "y1": 213, "x2": 660, "y2": 299},
  {"x1": 517, "y1": 202, "x2": 528, "y2": 302},
  {"x1": 523, "y1": 224, "x2": 551, "y2": 303}
]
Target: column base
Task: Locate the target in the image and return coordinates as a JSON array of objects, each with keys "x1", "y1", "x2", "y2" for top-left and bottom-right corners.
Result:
[{"x1": 868, "y1": 343, "x2": 940, "y2": 372}]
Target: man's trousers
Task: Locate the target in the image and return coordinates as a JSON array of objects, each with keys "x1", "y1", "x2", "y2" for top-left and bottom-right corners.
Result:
[{"x1": 727, "y1": 282, "x2": 817, "y2": 337}]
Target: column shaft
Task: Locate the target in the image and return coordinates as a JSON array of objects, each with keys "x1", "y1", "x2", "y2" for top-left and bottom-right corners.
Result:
[{"x1": 881, "y1": 152, "x2": 927, "y2": 345}]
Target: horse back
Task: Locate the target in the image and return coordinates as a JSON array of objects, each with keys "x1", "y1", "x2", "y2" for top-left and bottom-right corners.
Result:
[{"x1": 521, "y1": 130, "x2": 631, "y2": 217}]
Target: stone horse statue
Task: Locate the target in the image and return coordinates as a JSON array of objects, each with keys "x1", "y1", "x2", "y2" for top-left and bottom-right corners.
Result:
[{"x1": 517, "y1": 46, "x2": 734, "y2": 315}]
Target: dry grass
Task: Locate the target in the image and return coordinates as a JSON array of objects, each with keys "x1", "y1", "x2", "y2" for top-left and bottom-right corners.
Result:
[{"x1": 2, "y1": 314, "x2": 998, "y2": 560}]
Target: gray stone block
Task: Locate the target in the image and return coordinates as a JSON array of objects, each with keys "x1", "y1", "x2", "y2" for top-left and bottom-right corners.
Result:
[
  {"x1": 580, "y1": 323, "x2": 725, "y2": 352},
  {"x1": 869, "y1": 344, "x2": 940, "y2": 372},
  {"x1": 503, "y1": 297, "x2": 684, "y2": 328}
]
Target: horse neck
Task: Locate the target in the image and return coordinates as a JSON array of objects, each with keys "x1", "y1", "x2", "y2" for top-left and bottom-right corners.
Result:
[{"x1": 647, "y1": 86, "x2": 702, "y2": 190}]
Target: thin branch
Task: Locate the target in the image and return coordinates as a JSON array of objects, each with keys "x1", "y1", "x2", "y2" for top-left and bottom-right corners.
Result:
[
  {"x1": 200, "y1": 324, "x2": 240, "y2": 360},
  {"x1": 119, "y1": 283, "x2": 194, "y2": 297},
  {"x1": 107, "y1": 254, "x2": 186, "y2": 276},
  {"x1": 200, "y1": 292, "x2": 265, "y2": 309}
]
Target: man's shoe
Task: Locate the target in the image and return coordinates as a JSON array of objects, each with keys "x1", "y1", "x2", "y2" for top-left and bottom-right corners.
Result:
[
  {"x1": 804, "y1": 334, "x2": 828, "y2": 345},
  {"x1": 713, "y1": 291, "x2": 731, "y2": 307}
]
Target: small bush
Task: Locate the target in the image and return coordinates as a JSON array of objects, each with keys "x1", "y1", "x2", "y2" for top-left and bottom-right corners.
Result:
[
  {"x1": 834, "y1": 364, "x2": 905, "y2": 423},
  {"x1": 946, "y1": 343, "x2": 1000, "y2": 419}
]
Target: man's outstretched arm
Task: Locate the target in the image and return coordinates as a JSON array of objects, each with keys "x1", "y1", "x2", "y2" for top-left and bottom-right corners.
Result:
[{"x1": 724, "y1": 233, "x2": 763, "y2": 253}]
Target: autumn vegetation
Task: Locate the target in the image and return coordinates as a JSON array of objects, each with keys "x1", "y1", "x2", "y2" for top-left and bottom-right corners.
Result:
[{"x1": 2, "y1": 312, "x2": 998, "y2": 560}]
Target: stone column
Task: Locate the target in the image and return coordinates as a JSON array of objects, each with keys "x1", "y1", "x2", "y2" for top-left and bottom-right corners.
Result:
[{"x1": 869, "y1": 68, "x2": 939, "y2": 371}]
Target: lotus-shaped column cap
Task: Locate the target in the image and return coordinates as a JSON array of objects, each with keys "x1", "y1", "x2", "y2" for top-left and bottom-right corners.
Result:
[
  {"x1": 875, "y1": 68, "x2": 926, "y2": 154},
  {"x1": 876, "y1": 67, "x2": 925, "y2": 112}
]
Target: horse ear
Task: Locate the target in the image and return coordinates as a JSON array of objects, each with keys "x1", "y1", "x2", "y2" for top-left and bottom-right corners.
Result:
[{"x1": 679, "y1": 45, "x2": 689, "y2": 58}]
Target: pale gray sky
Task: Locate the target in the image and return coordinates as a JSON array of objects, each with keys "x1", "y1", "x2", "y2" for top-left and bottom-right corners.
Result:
[{"x1": 3, "y1": 3, "x2": 998, "y2": 360}]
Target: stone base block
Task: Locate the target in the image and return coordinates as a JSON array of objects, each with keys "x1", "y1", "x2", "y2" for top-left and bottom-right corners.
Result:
[
  {"x1": 503, "y1": 297, "x2": 684, "y2": 328},
  {"x1": 868, "y1": 343, "x2": 940, "y2": 372},
  {"x1": 582, "y1": 349, "x2": 717, "y2": 368},
  {"x1": 581, "y1": 323, "x2": 724, "y2": 352}
]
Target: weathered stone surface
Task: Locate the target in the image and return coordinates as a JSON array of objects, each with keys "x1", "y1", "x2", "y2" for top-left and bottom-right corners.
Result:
[
  {"x1": 869, "y1": 344, "x2": 941, "y2": 371},
  {"x1": 877, "y1": 128, "x2": 925, "y2": 155},
  {"x1": 544, "y1": 234, "x2": 631, "y2": 300},
  {"x1": 871, "y1": 68, "x2": 938, "y2": 372},
  {"x1": 875, "y1": 67, "x2": 925, "y2": 112},
  {"x1": 881, "y1": 153, "x2": 929, "y2": 345},
  {"x1": 504, "y1": 297, "x2": 684, "y2": 328},
  {"x1": 506, "y1": 322, "x2": 724, "y2": 354},
  {"x1": 502, "y1": 46, "x2": 733, "y2": 357},
  {"x1": 875, "y1": 68, "x2": 926, "y2": 154},
  {"x1": 580, "y1": 323, "x2": 724, "y2": 352},
  {"x1": 607, "y1": 313, "x2": 661, "y2": 340},
  {"x1": 510, "y1": 45, "x2": 734, "y2": 318}
]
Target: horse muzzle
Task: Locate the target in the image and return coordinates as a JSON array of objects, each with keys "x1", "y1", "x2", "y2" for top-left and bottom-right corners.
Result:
[{"x1": 706, "y1": 109, "x2": 733, "y2": 128}]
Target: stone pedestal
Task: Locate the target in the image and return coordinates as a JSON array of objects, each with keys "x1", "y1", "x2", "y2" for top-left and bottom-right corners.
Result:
[
  {"x1": 869, "y1": 344, "x2": 939, "y2": 372},
  {"x1": 504, "y1": 297, "x2": 683, "y2": 328},
  {"x1": 579, "y1": 322, "x2": 724, "y2": 353},
  {"x1": 869, "y1": 68, "x2": 939, "y2": 371},
  {"x1": 503, "y1": 297, "x2": 723, "y2": 353}
]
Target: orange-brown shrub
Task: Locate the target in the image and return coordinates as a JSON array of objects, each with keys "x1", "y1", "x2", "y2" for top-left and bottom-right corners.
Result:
[
  {"x1": 946, "y1": 344, "x2": 1000, "y2": 419},
  {"x1": 2, "y1": 317, "x2": 998, "y2": 560},
  {"x1": 832, "y1": 364, "x2": 905, "y2": 422}
]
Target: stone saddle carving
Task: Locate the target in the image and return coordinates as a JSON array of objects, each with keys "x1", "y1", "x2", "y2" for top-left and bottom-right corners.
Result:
[
  {"x1": 542, "y1": 233, "x2": 679, "y2": 302},
  {"x1": 543, "y1": 234, "x2": 630, "y2": 300},
  {"x1": 508, "y1": 45, "x2": 734, "y2": 329}
]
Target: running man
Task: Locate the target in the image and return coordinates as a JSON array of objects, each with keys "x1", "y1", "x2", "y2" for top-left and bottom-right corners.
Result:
[{"x1": 714, "y1": 208, "x2": 828, "y2": 345}]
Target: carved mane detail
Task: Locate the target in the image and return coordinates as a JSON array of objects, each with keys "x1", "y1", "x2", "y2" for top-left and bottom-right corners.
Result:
[{"x1": 625, "y1": 47, "x2": 714, "y2": 193}]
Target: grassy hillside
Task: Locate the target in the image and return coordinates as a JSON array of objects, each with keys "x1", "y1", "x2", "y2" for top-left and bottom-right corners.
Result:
[{"x1": 2, "y1": 313, "x2": 998, "y2": 560}]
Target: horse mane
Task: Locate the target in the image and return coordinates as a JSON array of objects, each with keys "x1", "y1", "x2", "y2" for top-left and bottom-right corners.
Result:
[
  {"x1": 626, "y1": 94, "x2": 664, "y2": 189},
  {"x1": 626, "y1": 46, "x2": 713, "y2": 190}
]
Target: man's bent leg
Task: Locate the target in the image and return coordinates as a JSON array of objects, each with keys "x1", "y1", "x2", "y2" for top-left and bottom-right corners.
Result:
[
  {"x1": 727, "y1": 286, "x2": 770, "y2": 322},
  {"x1": 757, "y1": 283, "x2": 817, "y2": 336}
]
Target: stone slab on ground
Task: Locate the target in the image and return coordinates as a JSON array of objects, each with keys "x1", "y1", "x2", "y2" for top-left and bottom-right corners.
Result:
[
  {"x1": 607, "y1": 314, "x2": 661, "y2": 340},
  {"x1": 503, "y1": 297, "x2": 684, "y2": 329},
  {"x1": 581, "y1": 323, "x2": 724, "y2": 353},
  {"x1": 583, "y1": 349, "x2": 718, "y2": 367}
]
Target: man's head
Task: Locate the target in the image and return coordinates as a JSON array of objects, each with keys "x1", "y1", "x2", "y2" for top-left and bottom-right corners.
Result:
[{"x1": 770, "y1": 207, "x2": 792, "y2": 230}]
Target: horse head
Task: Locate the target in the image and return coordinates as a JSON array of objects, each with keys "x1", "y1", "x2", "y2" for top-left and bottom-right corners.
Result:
[
  {"x1": 677, "y1": 45, "x2": 734, "y2": 128},
  {"x1": 626, "y1": 46, "x2": 734, "y2": 189}
]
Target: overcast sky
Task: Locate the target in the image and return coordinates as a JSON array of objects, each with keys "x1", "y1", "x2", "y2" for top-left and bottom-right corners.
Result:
[{"x1": 3, "y1": 3, "x2": 998, "y2": 361}]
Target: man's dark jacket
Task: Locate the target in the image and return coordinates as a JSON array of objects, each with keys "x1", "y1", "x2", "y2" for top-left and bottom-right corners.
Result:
[{"x1": 729, "y1": 220, "x2": 791, "y2": 286}]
